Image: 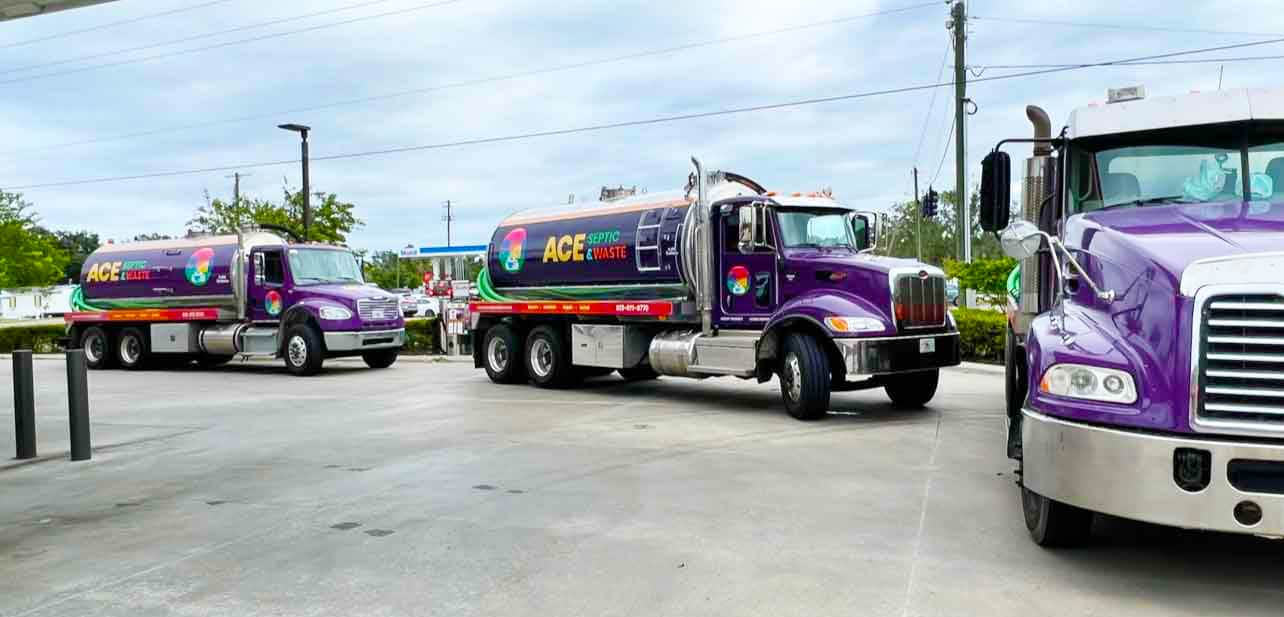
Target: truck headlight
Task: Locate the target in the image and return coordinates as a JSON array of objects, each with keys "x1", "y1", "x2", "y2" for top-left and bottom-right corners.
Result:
[
  {"x1": 1039, "y1": 364, "x2": 1137, "y2": 404},
  {"x1": 824, "y1": 316, "x2": 886, "y2": 333},
  {"x1": 318, "y1": 306, "x2": 353, "y2": 320}
]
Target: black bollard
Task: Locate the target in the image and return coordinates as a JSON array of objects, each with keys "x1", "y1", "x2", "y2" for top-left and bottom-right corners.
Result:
[
  {"x1": 66, "y1": 349, "x2": 91, "y2": 462},
  {"x1": 13, "y1": 350, "x2": 36, "y2": 460}
]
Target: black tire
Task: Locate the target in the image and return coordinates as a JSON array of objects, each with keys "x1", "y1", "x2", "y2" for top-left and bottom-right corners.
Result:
[
  {"x1": 80, "y1": 326, "x2": 114, "y2": 370},
  {"x1": 362, "y1": 349, "x2": 398, "y2": 369},
  {"x1": 618, "y1": 364, "x2": 660, "y2": 381},
  {"x1": 117, "y1": 327, "x2": 149, "y2": 370},
  {"x1": 884, "y1": 369, "x2": 940, "y2": 409},
  {"x1": 1022, "y1": 485, "x2": 1094, "y2": 547},
  {"x1": 524, "y1": 325, "x2": 574, "y2": 388},
  {"x1": 779, "y1": 332, "x2": 831, "y2": 421},
  {"x1": 282, "y1": 324, "x2": 325, "y2": 376},
  {"x1": 482, "y1": 324, "x2": 526, "y2": 384},
  {"x1": 1005, "y1": 326, "x2": 1026, "y2": 459}
]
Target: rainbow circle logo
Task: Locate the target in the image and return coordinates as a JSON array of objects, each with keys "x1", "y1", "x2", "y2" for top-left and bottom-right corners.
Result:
[
  {"x1": 726, "y1": 265, "x2": 750, "y2": 296},
  {"x1": 265, "y1": 290, "x2": 283, "y2": 316},
  {"x1": 185, "y1": 247, "x2": 215, "y2": 287},
  {"x1": 500, "y1": 227, "x2": 526, "y2": 273}
]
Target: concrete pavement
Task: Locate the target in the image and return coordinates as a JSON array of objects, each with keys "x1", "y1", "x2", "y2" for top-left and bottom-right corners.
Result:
[{"x1": 2, "y1": 358, "x2": 1282, "y2": 616}]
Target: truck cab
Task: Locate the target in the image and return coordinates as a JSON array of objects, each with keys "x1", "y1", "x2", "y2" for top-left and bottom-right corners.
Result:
[{"x1": 980, "y1": 87, "x2": 1284, "y2": 545}]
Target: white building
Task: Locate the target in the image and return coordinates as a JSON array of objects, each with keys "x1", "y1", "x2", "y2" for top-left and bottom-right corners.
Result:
[{"x1": 0, "y1": 285, "x2": 77, "y2": 320}]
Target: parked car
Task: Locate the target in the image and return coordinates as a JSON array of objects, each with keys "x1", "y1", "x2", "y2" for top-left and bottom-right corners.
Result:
[
  {"x1": 390, "y1": 288, "x2": 417, "y2": 317},
  {"x1": 945, "y1": 279, "x2": 960, "y2": 306}
]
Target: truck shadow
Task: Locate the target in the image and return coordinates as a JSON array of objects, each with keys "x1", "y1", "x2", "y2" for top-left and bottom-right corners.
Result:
[
  {"x1": 573, "y1": 374, "x2": 936, "y2": 425},
  {"x1": 1064, "y1": 516, "x2": 1284, "y2": 594}
]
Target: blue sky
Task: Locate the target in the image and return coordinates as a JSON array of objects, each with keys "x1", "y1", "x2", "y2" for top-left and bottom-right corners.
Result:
[{"x1": 2, "y1": 0, "x2": 1282, "y2": 253}]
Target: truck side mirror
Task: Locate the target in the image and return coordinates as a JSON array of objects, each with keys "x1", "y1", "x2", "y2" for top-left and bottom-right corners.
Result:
[
  {"x1": 1000, "y1": 220, "x2": 1043, "y2": 260},
  {"x1": 737, "y1": 205, "x2": 756, "y2": 254},
  {"x1": 753, "y1": 203, "x2": 770, "y2": 249},
  {"x1": 980, "y1": 150, "x2": 1012, "y2": 232}
]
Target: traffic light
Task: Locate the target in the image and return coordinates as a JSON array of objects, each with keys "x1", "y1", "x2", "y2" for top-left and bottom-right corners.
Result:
[{"x1": 921, "y1": 188, "x2": 939, "y2": 218}]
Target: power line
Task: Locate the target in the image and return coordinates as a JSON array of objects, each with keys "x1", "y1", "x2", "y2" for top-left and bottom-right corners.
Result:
[
  {"x1": 972, "y1": 15, "x2": 1282, "y2": 37},
  {"x1": 912, "y1": 37, "x2": 953, "y2": 167},
  {"x1": 8, "y1": 36, "x2": 1284, "y2": 191},
  {"x1": 0, "y1": 0, "x2": 467, "y2": 85},
  {"x1": 2, "y1": 1, "x2": 946, "y2": 156},
  {"x1": 929, "y1": 115, "x2": 955, "y2": 188},
  {"x1": 972, "y1": 54, "x2": 1284, "y2": 71},
  {"x1": 0, "y1": 0, "x2": 239, "y2": 50}
]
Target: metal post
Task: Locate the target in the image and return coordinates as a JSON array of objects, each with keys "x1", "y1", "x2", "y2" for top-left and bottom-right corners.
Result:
[
  {"x1": 913, "y1": 167, "x2": 922, "y2": 261},
  {"x1": 13, "y1": 350, "x2": 36, "y2": 460},
  {"x1": 300, "y1": 132, "x2": 311, "y2": 242},
  {"x1": 66, "y1": 349, "x2": 90, "y2": 462},
  {"x1": 951, "y1": 1, "x2": 968, "y2": 263}
]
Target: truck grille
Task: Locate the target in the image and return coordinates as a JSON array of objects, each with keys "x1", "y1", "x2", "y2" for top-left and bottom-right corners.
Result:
[
  {"x1": 893, "y1": 272, "x2": 947, "y2": 329},
  {"x1": 357, "y1": 297, "x2": 399, "y2": 321},
  {"x1": 1197, "y1": 294, "x2": 1284, "y2": 430}
]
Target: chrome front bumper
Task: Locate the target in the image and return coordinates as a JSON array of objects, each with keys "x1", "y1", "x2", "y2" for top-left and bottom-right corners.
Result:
[
  {"x1": 1023, "y1": 409, "x2": 1284, "y2": 537},
  {"x1": 323, "y1": 328, "x2": 405, "y2": 352},
  {"x1": 834, "y1": 332, "x2": 961, "y2": 377}
]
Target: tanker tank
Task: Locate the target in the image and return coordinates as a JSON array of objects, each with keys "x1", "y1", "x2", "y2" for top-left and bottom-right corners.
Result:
[{"x1": 76, "y1": 233, "x2": 281, "y2": 311}]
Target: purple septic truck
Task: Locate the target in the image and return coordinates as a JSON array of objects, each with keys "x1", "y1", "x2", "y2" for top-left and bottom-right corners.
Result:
[
  {"x1": 67, "y1": 229, "x2": 404, "y2": 375},
  {"x1": 980, "y1": 87, "x2": 1284, "y2": 545},
  {"x1": 470, "y1": 160, "x2": 960, "y2": 419}
]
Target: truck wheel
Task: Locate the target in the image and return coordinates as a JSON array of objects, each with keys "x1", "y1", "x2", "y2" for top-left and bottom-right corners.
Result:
[
  {"x1": 618, "y1": 365, "x2": 659, "y2": 381},
  {"x1": 362, "y1": 349, "x2": 398, "y2": 369},
  {"x1": 80, "y1": 326, "x2": 114, "y2": 370},
  {"x1": 116, "y1": 327, "x2": 149, "y2": 370},
  {"x1": 1022, "y1": 485, "x2": 1093, "y2": 547},
  {"x1": 779, "y1": 332, "x2": 830, "y2": 421},
  {"x1": 483, "y1": 324, "x2": 526, "y2": 384},
  {"x1": 525, "y1": 325, "x2": 573, "y2": 388},
  {"x1": 283, "y1": 324, "x2": 325, "y2": 376},
  {"x1": 884, "y1": 369, "x2": 940, "y2": 409}
]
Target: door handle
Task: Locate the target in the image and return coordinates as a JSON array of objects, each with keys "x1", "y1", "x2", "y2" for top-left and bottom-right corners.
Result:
[{"x1": 152, "y1": 287, "x2": 174, "y2": 295}]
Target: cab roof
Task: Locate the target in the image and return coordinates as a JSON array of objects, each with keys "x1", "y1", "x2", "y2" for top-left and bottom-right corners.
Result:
[{"x1": 1068, "y1": 88, "x2": 1284, "y2": 140}]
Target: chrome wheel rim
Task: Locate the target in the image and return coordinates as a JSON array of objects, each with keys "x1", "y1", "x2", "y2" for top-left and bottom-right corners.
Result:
[
  {"x1": 287, "y1": 335, "x2": 308, "y2": 367},
  {"x1": 120, "y1": 335, "x2": 142, "y2": 365},
  {"x1": 784, "y1": 352, "x2": 802, "y2": 402},
  {"x1": 487, "y1": 337, "x2": 509, "y2": 373},
  {"x1": 84, "y1": 333, "x2": 104, "y2": 363},
  {"x1": 529, "y1": 337, "x2": 554, "y2": 378}
]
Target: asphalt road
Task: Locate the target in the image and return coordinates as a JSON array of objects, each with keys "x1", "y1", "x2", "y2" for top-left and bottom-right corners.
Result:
[{"x1": 2, "y1": 356, "x2": 1282, "y2": 616}]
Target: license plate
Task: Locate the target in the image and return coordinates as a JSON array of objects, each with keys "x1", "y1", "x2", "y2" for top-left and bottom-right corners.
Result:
[
  {"x1": 371, "y1": 310, "x2": 386, "y2": 319},
  {"x1": 919, "y1": 338, "x2": 936, "y2": 354}
]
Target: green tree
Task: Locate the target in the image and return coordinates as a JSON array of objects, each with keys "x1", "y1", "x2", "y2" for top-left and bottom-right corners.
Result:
[
  {"x1": 53, "y1": 230, "x2": 99, "y2": 282},
  {"x1": 943, "y1": 257, "x2": 1019, "y2": 307},
  {"x1": 187, "y1": 187, "x2": 363, "y2": 243},
  {"x1": 0, "y1": 191, "x2": 71, "y2": 287},
  {"x1": 879, "y1": 190, "x2": 1011, "y2": 266}
]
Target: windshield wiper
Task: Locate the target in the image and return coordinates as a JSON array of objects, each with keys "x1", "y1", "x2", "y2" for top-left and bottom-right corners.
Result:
[{"x1": 1107, "y1": 195, "x2": 1193, "y2": 209}]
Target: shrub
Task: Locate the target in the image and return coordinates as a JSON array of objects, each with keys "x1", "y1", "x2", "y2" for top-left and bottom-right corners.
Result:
[
  {"x1": 402, "y1": 317, "x2": 440, "y2": 354},
  {"x1": 0, "y1": 323, "x2": 66, "y2": 353},
  {"x1": 952, "y1": 307, "x2": 1006, "y2": 363}
]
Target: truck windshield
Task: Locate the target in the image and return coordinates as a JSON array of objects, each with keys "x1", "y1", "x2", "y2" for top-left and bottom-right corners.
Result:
[
  {"x1": 778, "y1": 209, "x2": 858, "y2": 250},
  {"x1": 1069, "y1": 124, "x2": 1284, "y2": 212},
  {"x1": 288, "y1": 248, "x2": 364, "y2": 285}
]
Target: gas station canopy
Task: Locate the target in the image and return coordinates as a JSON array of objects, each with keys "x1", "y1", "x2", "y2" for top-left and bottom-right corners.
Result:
[{"x1": 1, "y1": 0, "x2": 115, "y2": 22}]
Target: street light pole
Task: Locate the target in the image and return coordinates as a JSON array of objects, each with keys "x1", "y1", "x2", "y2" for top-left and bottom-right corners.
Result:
[{"x1": 278, "y1": 123, "x2": 312, "y2": 241}]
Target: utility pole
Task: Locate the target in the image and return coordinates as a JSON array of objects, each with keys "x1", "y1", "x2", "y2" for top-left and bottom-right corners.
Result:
[
  {"x1": 913, "y1": 167, "x2": 921, "y2": 261},
  {"x1": 950, "y1": 1, "x2": 969, "y2": 264},
  {"x1": 442, "y1": 200, "x2": 455, "y2": 247},
  {"x1": 225, "y1": 172, "x2": 252, "y2": 206}
]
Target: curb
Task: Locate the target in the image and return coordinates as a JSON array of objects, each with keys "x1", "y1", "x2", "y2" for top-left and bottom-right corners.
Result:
[{"x1": 954, "y1": 361, "x2": 1004, "y2": 374}]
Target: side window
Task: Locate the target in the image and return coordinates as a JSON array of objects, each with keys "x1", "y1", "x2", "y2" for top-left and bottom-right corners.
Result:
[
  {"x1": 263, "y1": 251, "x2": 284, "y2": 285},
  {"x1": 850, "y1": 217, "x2": 868, "y2": 251},
  {"x1": 721, "y1": 207, "x2": 774, "y2": 253}
]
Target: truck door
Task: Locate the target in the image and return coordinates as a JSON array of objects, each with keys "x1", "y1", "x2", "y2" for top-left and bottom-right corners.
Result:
[
  {"x1": 717, "y1": 203, "x2": 777, "y2": 328},
  {"x1": 247, "y1": 248, "x2": 286, "y2": 322}
]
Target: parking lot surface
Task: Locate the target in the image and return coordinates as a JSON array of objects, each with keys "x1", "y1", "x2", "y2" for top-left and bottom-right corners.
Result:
[{"x1": 3, "y1": 357, "x2": 1283, "y2": 616}]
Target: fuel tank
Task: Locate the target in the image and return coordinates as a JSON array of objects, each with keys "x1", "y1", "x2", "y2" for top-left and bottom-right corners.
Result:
[{"x1": 78, "y1": 232, "x2": 284, "y2": 310}]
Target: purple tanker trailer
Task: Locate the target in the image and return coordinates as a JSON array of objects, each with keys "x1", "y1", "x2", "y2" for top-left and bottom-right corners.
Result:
[
  {"x1": 66, "y1": 229, "x2": 404, "y2": 375},
  {"x1": 469, "y1": 160, "x2": 961, "y2": 419},
  {"x1": 981, "y1": 87, "x2": 1284, "y2": 545}
]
